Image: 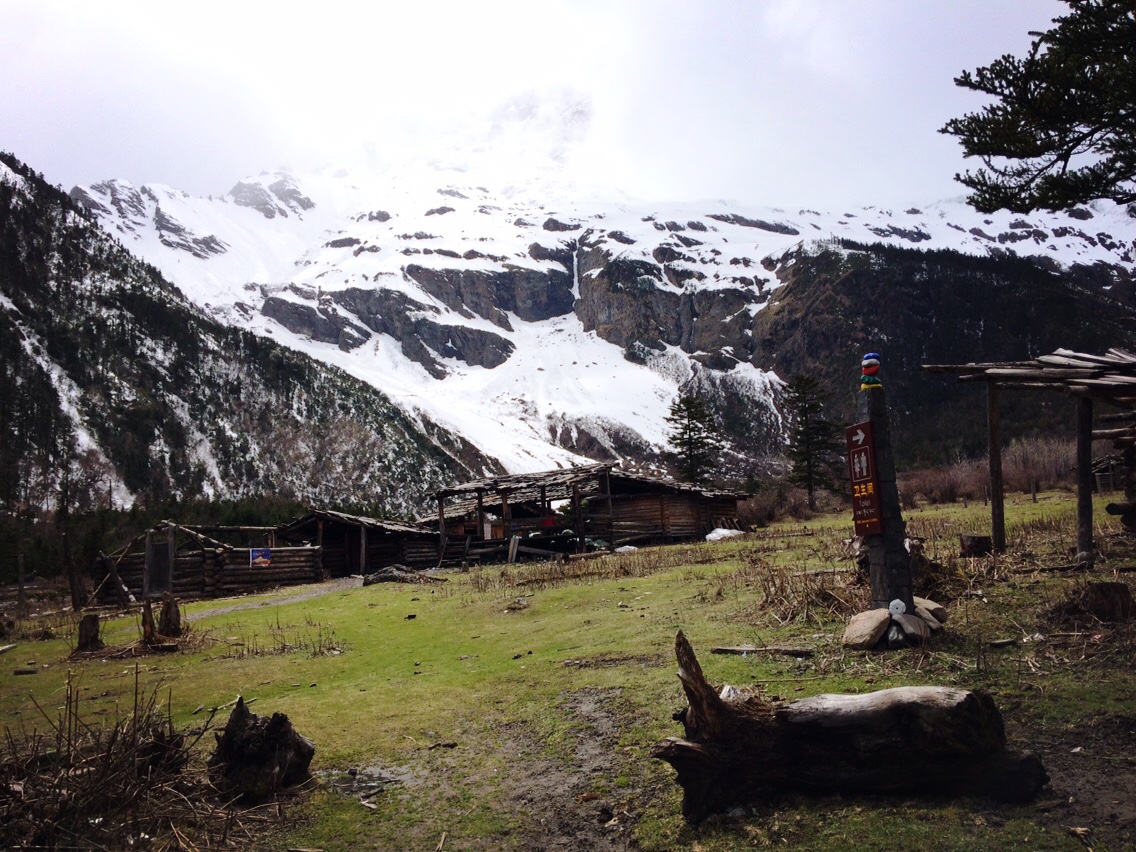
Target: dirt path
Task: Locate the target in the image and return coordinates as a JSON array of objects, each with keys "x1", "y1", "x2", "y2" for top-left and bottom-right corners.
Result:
[{"x1": 188, "y1": 577, "x2": 362, "y2": 621}]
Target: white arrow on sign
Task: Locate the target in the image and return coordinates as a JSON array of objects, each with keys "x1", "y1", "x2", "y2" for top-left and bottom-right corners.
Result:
[{"x1": 851, "y1": 428, "x2": 866, "y2": 446}]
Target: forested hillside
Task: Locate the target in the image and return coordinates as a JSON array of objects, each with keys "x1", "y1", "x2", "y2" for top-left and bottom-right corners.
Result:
[{"x1": 0, "y1": 152, "x2": 492, "y2": 533}]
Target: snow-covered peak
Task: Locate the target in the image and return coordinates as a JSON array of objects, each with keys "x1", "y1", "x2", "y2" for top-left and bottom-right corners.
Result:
[{"x1": 70, "y1": 164, "x2": 1136, "y2": 475}]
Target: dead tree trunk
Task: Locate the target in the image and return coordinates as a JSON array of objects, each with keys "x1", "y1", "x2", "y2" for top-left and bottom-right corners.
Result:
[
  {"x1": 76, "y1": 613, "x2": 104, "y2": 652},
  {"x1": 208, "y1": 697, "x2": 315, "y2": 803},
  {"x1": 157, "y1": 593, "x2": 182, "y2": 636},
  {"x1": 652, "y1": 632, "x2": 1047, "y2": 822}
]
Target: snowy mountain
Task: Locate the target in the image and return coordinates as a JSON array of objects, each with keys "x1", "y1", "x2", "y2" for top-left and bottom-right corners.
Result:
[
  {"x1": 68, "y1": 162, "x2": 1136, "y2": 477},
  {"x1": 0, "y1": 154, "x2": 490, "y2": 516}
]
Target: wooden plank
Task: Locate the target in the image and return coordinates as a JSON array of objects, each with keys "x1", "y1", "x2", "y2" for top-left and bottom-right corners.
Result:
[
  {"x1": 988, "y1": 382, "x2": 1006, "y2": 553},
  {"x1": 1077, "y1": 396, "x2": 1094, "y2": 561},
  {"x1": 711, "y1": 645, "x2": 813, "y2": 658}
]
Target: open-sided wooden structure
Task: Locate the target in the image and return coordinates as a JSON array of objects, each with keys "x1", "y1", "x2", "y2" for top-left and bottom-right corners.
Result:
[
  {"x1": 275, "y1": 510, "x2": 440, "y2": 576},
  {"x1": 430, "y1": 463, "x2": 748, "y2": 565},
  {"x1": 923, "y1": 347, "x2": 1136, "y2": 559},
  {"x1": 97, "y1": 521, "x2": 322, "y2": 602}
]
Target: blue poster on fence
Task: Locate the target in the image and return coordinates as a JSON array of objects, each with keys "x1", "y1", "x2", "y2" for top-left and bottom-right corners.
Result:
[{"x1": 250, "y1": 548, "x2": 272, "y2": 568}]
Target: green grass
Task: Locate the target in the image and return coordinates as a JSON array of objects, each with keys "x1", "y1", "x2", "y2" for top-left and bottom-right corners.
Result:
[{"x1": 2, "y1": 491, "x2": 1134, "y2": 849}]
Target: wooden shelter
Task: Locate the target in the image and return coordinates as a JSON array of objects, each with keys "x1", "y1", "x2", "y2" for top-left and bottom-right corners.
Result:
[
  {"x1": 96, "y1": 521, "x2": 322, "y2": 603},
  {"x1": 923, "y1": 347, "x2": 1136, "y2": 560},
  {"x1": 275, "y1": 509, "x2": 440, "y2": 577},
  {"x1": 431, "y1": 463, "x2": 748, "y2": 565}
]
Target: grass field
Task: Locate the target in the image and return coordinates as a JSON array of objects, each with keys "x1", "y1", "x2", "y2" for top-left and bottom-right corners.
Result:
[{"x1": 2, "y1": 491, "x2": 1135, "y2": 850}]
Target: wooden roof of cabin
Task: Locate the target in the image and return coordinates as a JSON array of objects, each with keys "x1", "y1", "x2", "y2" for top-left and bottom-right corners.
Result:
[
  {"x1": 923, "y1": 346, "x2": 1136, "y2": 441},
  {"x1": 278, "y1": 509, "x2": 437, "y2": 538},
  {"x1": 433, "y1": 462, "x2": 616, "y2": 501},
  {"x1": 428, "y1": 462, "x2": 748, "y2": 520}
]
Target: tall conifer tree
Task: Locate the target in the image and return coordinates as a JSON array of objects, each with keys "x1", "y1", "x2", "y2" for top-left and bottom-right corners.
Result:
[
  {"x1": 783, "y1": 375, "x2": 843, "y2": 511},
  {"x1": 666, "y1": 393, "x2": 718, "y2": 486}
]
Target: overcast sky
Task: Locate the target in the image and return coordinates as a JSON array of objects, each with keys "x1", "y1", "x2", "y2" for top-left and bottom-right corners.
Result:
[{"x1": 1, "y1": 0, "x2": 1065, "y2": 210}]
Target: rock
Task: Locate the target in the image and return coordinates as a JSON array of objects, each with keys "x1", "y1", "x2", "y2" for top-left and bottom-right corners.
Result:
[
  {"x1": 913, "y1": 595, "x2": 948, "y2": 623},
  {"x1": 915, "y1": 606, "x2": 943, "y2": 632},
  {"x1": 843, "y1": 609, "x2": 890, "y2": 650},
  {"x1": 893, "y1": 613, "x2": 930, "y2": 642}
]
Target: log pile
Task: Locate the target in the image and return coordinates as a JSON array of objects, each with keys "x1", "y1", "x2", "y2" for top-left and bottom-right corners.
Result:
[{"x1": 652, "y1": 632, "x2": 1047, "y2": 822}]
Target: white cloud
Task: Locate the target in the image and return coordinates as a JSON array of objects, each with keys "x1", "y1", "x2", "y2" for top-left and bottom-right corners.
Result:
[{"x1": 0, "y1": 0, "x2": 1065, "y2": 208}]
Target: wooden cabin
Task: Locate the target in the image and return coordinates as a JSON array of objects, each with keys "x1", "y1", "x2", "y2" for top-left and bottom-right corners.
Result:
[
  {"x1": 97, "y1": 521, "x2": 322, "y2": 603},
  {"x1": 430, "y1": 463, "x2": 748, "y2": 564},
  {"x1": 275, "y1": 510, "x2": 440, "y2": 577}
]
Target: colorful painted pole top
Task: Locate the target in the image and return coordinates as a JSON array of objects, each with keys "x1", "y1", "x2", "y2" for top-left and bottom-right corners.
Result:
[{"x1": 861, "y1": 352, "x2": 882, "y2": 390}]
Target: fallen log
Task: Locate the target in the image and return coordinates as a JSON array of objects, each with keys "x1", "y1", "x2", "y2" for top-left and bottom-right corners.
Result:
[
  {"x1": 652, "y1": 631, "x2": 1047, "y2": 822},
  {"x1": 362, "y1": 565, "x2": 447, "y2": 585}
]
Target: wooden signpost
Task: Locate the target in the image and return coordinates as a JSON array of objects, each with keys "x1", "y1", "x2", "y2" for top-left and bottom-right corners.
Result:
[
  {"x1": 846, "y1": 420, "x2": 882, "y2": 535},
  {"x1": 851, "y1": 353, "x2": 914, "y2": 615}
]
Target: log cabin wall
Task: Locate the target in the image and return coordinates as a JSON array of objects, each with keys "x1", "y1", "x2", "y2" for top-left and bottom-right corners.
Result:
[{"x1": 102, "y1": 546, "x2": 322, "y2": 601}]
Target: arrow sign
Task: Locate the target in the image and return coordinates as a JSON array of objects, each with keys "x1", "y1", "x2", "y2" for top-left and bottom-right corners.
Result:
[{"x1": 846, "y1": 420, "x2": 882, "y2": 535}]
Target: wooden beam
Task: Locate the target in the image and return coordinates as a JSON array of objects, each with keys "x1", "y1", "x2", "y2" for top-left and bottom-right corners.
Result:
[
  {"x1": 1077, "y1": 396, "x2": 1094, "y2": 562},
  {"x1": 987, "y1": 382, "x2": 1006, "y2": 552}
]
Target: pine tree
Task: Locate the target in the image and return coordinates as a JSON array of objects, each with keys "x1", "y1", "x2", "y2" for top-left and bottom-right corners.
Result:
[
  {"x1": 783, "y1": 375, "x2": 843, "y2": 511},
  {"x1": 940, "y1": 0, "x2": 1136, "y2": 212},
  {"x1": 665, "y1": 393, "x2": 718, "y2": 486}
]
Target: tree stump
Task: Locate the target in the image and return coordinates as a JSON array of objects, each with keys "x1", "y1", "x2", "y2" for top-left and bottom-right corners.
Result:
[
  {"x1": 959, "y1": 533, "x2": 994, "y2": 557},
  {"x1": 76, "y1": 613, "x2": 104, "y2": 652},
  {"x1": 158, "y1": 593, "x2": 183, "y2": 637},
  {"x1": 140, "y1": 600, "x2": 157, "y2": 645},
  {"x1": 652, "y1": 631, "x2": 1047, "y2": 822},
  {"x1": 208, "y1": 697, "x2": 315, "y2": 803}
]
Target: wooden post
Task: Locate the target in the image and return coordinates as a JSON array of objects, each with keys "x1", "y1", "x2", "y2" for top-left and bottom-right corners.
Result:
[
  {"x1": 437, "y1": 495, "x2": 447, "y2": 552},
  {"x1": 572, "y1": 484, "x2": 585, "y2": 553},
  {"x1": 168, "y1": 525, "x2": 177, "y2": 595},
  {"x1": 1076, "y1": 395, "x2": 1094, "y2": 563},
  {"x1": 17, "y1": 553, "x2": 27, "y2": 618},
  {"x1": 476, "y1": 491, "x2": 485, "y2": 540},
  {"x1": 359, "y1": 525, "x2": 368, "y2": 574},
  {"x1": 316, "y1": 518, "x2": 326, "y2": 579},
  {"x1": 987, "y1": 382, "x2": 1006, "y2": 552},
  {"x1": 144, "y1": 531, "x2": 153, "y2": 598},
  {"x1": 603, "y1": 471, "x2": 615, "y2": 550},
  {"x1": 855, "y1": 355, "x2": 913, "y2": 615},
  {"x1": 502, "y1": 490, "x2": 512, "y2": 541}
]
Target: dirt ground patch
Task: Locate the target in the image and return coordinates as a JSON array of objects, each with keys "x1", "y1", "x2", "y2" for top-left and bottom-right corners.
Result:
[
  {"x1": 1013, "y1": 713, "x2": 1136, "y2": 849},
  {"x1": 489, "y1": 687, "x2": 642, "y2": 851}
]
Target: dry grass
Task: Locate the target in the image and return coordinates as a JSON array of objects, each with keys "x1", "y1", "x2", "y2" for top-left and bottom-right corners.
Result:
[{"x1": 0, "y1": 668, "x2": 281, "y2": 850}]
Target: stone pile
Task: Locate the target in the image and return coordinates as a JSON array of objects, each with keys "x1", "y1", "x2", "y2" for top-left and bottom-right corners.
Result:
[{"x1": 843, "y1": 596, "x2": 948, "y2": 650}]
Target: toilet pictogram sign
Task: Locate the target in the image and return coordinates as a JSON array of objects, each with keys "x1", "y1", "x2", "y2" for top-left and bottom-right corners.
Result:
[{"x1": 846, "y1": 420, "x2": 882, "y2": 535}]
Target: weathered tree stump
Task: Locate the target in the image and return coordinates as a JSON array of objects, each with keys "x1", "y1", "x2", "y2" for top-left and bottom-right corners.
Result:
[
  {"x1": 652, "y1": 632, "x2": 1047, "y2": 822},
  {"x1": 157, "y1": 593, "x2": 183, "y2": 637},
  {"x1": 208, "y1": 697, "x2": 315, "y2": 803},
  {"x1": 140, "y1": 600, "x2": 157, "y2": 645},
  {"x1": 959, "y1": 533, "x2": 994, "y2": 557},
  {"x1": 76, "y1": 613, "x2": 104, "y2": 652}
]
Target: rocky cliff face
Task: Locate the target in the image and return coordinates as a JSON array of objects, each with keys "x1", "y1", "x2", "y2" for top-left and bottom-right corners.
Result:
[{"x1": 64, "y1": 164, "x2": 1136, "y2": 476}]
